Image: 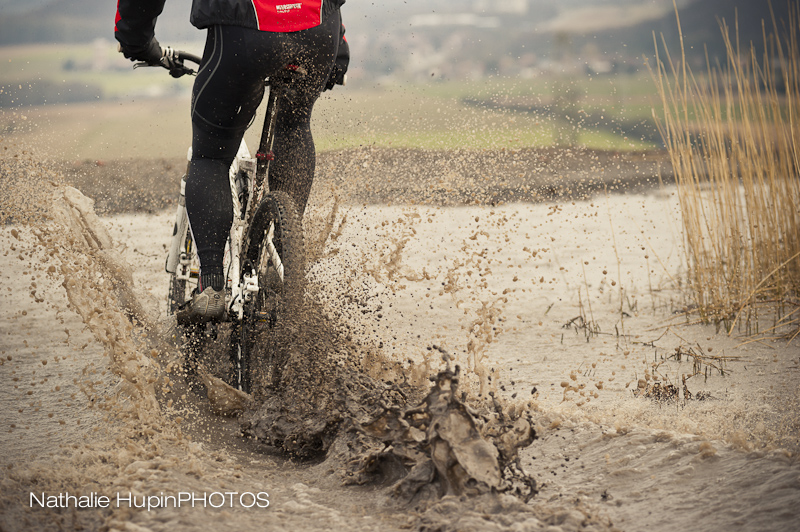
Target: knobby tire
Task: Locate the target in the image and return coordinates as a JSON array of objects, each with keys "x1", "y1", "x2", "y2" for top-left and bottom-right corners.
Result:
[{"x1": 237, "y1": 191, "x2": 306, "y2": 395}]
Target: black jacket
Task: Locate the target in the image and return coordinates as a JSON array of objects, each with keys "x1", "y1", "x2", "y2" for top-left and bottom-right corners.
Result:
[
  {"x1": 115, "y1": 0, "x2": 346, "y2": 48},
  {"x1": 191, "y1": 0, "x2": 345, "y2": 32}
]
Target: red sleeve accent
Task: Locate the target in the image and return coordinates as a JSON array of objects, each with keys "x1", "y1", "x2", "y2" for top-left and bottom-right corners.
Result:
[{"x1": 114, "y1": 0, "x2": 122, "y2": 32}]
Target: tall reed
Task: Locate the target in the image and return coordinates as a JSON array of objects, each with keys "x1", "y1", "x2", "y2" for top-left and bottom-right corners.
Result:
[{"x1": 649, "y1": 3, "x2": 800, "y2": 335}]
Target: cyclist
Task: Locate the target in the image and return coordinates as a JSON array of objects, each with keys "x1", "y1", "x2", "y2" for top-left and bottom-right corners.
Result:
[{"x1": 115, "y1": 0, "x2": 348, "y2": 325}]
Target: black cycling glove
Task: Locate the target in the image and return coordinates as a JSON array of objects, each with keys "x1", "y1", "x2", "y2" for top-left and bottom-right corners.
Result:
[
  {"x1": 119, "y1": 36, "x2": 163, "y2": 66},
  {"x1": 325, "y1": 63, "x2": 347, "y2": 91},
  {"x1": 324, "y1": 23, "x2": 349, "y2": 91}
]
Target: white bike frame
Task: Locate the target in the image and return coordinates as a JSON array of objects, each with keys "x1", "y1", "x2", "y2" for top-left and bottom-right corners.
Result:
[{"x1": 165, "y1": 142, "x2": 263, "y2": 321}]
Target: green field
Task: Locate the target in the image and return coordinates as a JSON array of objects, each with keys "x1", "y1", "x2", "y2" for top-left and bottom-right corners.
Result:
[
  {"x1": 0, "y1": 42, "x2": 198, "y2": 98},
  {"x1": 1, "y1": 43, "x2": 661, "y2": 160}
]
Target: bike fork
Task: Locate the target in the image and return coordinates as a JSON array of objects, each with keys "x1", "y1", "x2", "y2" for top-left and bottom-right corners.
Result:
[{"x1": 166, "y1": 177, "x2": 189, "y2": 275}]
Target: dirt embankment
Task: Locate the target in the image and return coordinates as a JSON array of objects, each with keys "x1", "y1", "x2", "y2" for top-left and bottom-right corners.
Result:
[{"x1": 54, "y1": 147, "x2": 673, "y2": 215}]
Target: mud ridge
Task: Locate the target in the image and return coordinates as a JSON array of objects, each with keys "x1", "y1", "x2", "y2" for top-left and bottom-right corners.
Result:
[{"x1": 51, "y1": 147, "x2": 673, "y2": 215}]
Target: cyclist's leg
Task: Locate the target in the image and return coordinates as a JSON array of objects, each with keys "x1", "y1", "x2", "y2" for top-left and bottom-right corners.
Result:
[
  {"x1": 268, "y1": 11, "x2": 341, "y2": 215},
  {"x1": 268, "y1": 96, "x2": 317, "y2": 216},
  {"x1": 185, "y1": 25, "x2": 269, "y2": 292},
  {"x1": 185, "y1": 16, "x2": 340, "y2": 290}
]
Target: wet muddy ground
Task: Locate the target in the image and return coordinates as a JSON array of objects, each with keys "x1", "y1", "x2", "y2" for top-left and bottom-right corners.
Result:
[
  {"x1": 1, "y1": 149, "x2": 799, "y2": 532},
  {"x1": 54, "y1": 147, "x2": 673, "y2": 215}
]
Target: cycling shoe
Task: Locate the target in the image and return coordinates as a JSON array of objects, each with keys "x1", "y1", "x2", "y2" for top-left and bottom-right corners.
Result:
[{"x1": 176, "y1": 286, "x2": 225, "y2": 325}]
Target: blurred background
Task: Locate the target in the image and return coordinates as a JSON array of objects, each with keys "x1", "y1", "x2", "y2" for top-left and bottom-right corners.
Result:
[{"x1": 0, "y1": 0, "x2": 792, "y2": 158}]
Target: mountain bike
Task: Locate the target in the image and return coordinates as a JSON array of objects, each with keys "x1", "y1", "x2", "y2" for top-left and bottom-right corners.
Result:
[{"x1": 144, "y1": 48, "x2": 306, "y2": 395}]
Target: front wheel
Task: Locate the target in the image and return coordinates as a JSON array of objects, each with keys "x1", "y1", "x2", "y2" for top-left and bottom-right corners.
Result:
[{"x1": 235, "y1": 191, "x2": 306, "y2": 394}]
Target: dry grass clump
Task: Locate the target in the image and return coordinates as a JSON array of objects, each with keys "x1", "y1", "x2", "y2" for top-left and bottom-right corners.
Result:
[{"x1": 649, "y1": 4, "x2": 800, "y2": 337}]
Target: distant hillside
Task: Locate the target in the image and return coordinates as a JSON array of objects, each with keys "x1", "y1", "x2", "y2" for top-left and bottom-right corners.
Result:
[
  {"x1": 601, "y1": 0, "x2": 796, "y2": 64},
  {"x1": 0, "y1": 0, "x2": 795, "y2": 73},
  {"x1": 498, "y1": 0, "x2": 796, "y2": 65}
]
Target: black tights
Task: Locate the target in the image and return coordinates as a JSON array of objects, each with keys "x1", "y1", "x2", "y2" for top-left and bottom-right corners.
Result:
[{"x1": 184, "y1": 17, "x2": 340, "y2": 288}]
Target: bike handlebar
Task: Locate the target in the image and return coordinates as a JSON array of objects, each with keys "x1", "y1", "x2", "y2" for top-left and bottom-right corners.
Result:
[{"x1": 132, "y1": 47, "x2": 202, "y2": 78}]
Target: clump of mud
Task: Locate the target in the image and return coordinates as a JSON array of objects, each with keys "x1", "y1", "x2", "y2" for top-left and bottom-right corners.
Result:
[
  {"x1": 633, "y1": 379, "x2": 712, "y2": 402},
  {"x1": 342, "y1": 365, "x2": 536, "y2": 501},
  {"x1": 169, "y1": 271, "x2": 539, "y2": 509}
]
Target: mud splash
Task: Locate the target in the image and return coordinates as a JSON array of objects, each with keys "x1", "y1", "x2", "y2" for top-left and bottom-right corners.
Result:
[
  {"x1": 343, "y1": 364, "x2": 536, "y2": 501},
  {"x1": 237, "y1": 299, "x2": 539, "y2": 502},
  {"x1": 47, "y1": 186, "x2": 164, "y2": 415},
  {"x1": 4, "y1": 149, "x2": 798, "y2": 532},
  {"x1": 30, "y1": 182, "x2": 541, "y2": 515},
  {"x1": 227, "y1": 197, "x2": 539, "y2": 501}
]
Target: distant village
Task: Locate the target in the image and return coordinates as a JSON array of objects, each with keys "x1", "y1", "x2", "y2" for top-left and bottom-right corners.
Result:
[{"x1": 350, "y1": 0, "x2": 654, "y2": 83}]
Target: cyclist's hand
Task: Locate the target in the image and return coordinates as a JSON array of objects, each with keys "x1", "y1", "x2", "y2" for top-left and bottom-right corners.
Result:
[
  {"x1": 325, "y1": 24, "x2": 349, "y2": 91},
  {"x1": 324, "y1": 64, "x2": 347, "y2": 91},
  {"x1": 119, "y1": 36, "x2": 163, "y2": 66}
]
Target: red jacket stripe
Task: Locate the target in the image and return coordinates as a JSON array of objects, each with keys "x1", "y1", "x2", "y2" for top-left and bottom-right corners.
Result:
[{"x1": 252, "y1": 0, "x2": 322, "y2": 32}]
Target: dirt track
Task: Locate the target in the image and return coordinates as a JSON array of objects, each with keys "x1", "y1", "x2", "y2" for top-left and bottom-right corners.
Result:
[
  {"x1": 55, "y1": 147, "x2": 673, "y2": 214},
  {"x1": 5, "y1": 145, "x2": 799, "y2": 532}
]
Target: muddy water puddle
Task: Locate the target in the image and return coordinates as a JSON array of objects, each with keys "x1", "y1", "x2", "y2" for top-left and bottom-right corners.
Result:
[{"x1": 1, "y1": 180, "x2": 799, "y2": 531}]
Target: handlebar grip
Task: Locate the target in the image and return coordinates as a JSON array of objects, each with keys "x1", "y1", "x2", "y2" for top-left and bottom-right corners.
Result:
[
  {"x1": 127, "y1": 45, "x2": 200, "y2": 77},
  {"x1": 175, "y1": 50, "x2": 202, "y2": 66},
  {"x1": 160, "y1": 47, "x2": 202, "y2": 77}
]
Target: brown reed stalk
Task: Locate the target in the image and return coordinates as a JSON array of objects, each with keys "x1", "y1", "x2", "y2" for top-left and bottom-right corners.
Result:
[{"x1": 648, "y1": 2, "x2": 800, "y2": 333}]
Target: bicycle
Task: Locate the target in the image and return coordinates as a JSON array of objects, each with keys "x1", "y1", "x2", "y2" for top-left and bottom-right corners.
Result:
[{"x1": 143, "y1": 48, "x2": 307, "y2": 395}]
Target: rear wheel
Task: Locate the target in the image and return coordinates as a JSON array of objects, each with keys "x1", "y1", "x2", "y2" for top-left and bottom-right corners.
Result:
[{"x1": 235, "y1": 191, "x2": 305, "y2": 394}]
